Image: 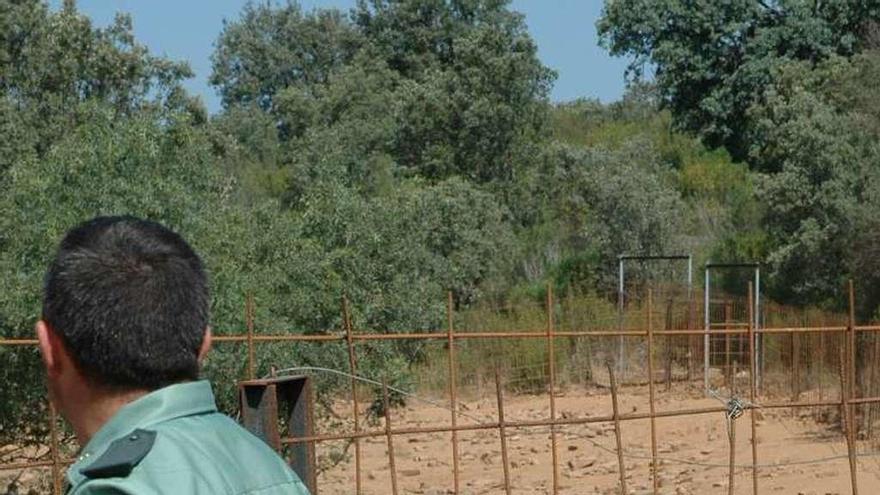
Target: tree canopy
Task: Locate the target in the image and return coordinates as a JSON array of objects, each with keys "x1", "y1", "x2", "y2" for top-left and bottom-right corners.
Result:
[
  {"x1": 211, "y1": 0, "x2": 555, "y2": 184},
  {"x1": 598, "y1": 0, "x2": 880, "y2": 164}
]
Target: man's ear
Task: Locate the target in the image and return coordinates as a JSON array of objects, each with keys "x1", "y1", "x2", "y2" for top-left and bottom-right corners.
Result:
[
  {"x1": 36, "y1": 320, "x2": 62, "y2": 377},
  {"x1": 198, "y1": 327, "x2": 212, "y2": 363}
]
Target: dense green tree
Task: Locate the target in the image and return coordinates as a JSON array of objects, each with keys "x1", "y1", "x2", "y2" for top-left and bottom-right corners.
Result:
[
  {"x1": 353, "y1": 0, "x2": 555, "y2": 182},
  {"x1": 598, "y1": 0, "x2": 880, "y2": 164},
  {"x1": 0, "y1": 103, "x2": 242, "y2": 443},
  {"x1": 211, "y1": 0, "x2": 555, "y2": 185},
  {"x1": 0, "y1": 97, "x2": 503, "y2": 437},
  {"x1": 544, "y1": 92, "x2": 757, "y2": 294},
  {"x1": 0, "y1": 2, "x2": 207, "y2": 444},
  {"x1": 529, "y1": 141, "x2": 686, "y2": 291},
  {"x1": 0, "y1": 0, "x2": 200, "y2": 184},
  {"x1": 211, "y1": 2, "x2": 362, "y2": 113},
  {"x1": 746, "y1": 53, "x2": 880, "y2": 310},
  {"x1": 1, "y1": 1, "x2": 191, "y2": 110},
  {"x1": 278, "y1": 51, "x2": 403, "y2": 201},
  {"x1": 208, "y1": 0, "x2": 553, "y2": 307}
]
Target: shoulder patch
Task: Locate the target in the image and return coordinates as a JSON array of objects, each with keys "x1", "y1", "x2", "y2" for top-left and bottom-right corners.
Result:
[{"x1": 81, "y1": 429, "x2": 156, "y2": 479}]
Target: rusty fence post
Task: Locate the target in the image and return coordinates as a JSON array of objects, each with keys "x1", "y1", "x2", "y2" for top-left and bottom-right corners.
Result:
[
  {"x1": 748, "y1": 283, "x2": 759, "y2": 495},
  {"x1": 725, "y1": 300, "x2": 732, "y2": 390},
  {"x1": 792, "y1": 330, "x2": 800, "y2": 401},
  {"x1": 687, "y1": 291, "x2": 695, "y2": 382},
  {"x1": 862, "y1": 333, "x2": 880, "y2": 440},
  {"x1": 846, "y1": 281, "x2": 859, "y2": 495},
  {"x1": 494, "y1": 369, "x2": 512, "y2": 495},
  {"x1": 727, "y1": 361, "x2": 738, "y2": 495},
  {"x1": 48, "y1": 400, "x2": 62, "y2": 495},
  {"x1": 382, "y1": 381, "x2": 400, "y2": 495},
  {"x1": 663, "y1": 298, "x2": 673, "y2": 392},
  {"x1": 862, "y1": 332, "x2": 880, "y2": 440},
  {"x1": 246, "y1": 294, "x2": 255, "y2": 380},
  {"x1": 342, "y1": 297, "x2": 363, "y2": 495},
  {"x1": 546, "y1": 283, "x2": 560, "y2": 495},
  {"x1": 446, "y1": 291, "x2": 460, "y2": 494},
  {"x1": 646, "y1": 290, "x2": 659, "y2": 495},
  {"x1": 817, "y1": 321, "x2": 826, "y2": 423},
  {"x1": 606, "y1": 361, "x2": 628, "y2": 495},
  {"x1": 838, "y1": 355, "x2": 857, "y2": 495}
]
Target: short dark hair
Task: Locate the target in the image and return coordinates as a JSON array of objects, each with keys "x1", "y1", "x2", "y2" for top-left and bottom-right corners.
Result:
[{"x1": 42, "y1": 216, "x2": 209, "y2": 390}]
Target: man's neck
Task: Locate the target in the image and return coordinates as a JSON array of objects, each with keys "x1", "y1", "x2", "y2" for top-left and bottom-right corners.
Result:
[{"x1": 64, "y1": 387, "x2": 149, "y2": 446}]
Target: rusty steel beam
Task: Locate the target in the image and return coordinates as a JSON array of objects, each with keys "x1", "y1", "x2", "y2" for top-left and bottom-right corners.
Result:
[
  {"x1": 381, "y1": 381, "x2": 399, "y2": 495},
  {"x1": 239, "y1": 375, "x2": 317, "y2": 494},
  {"x1": 546, "y1": 284, "x2": 559, "y2": 495},
  {"x1": 48, "y1": 400, "x2": 62, "y2": 495},
  {"x1": 342, "y1": 296, "x2": 362, "y2": 495},
  {"x1": 446, "y1": 292, "x2": 460, "y2": 495},
  {"x1": 494, "y1": 370, "x2": 512, "y2": 495},
  {"x1": 10, "y1": 325, "x2": 876, "y2": 350},
  {"x1": 0, "y1": 338, "x2": 39, "y2": 345},
  {"x1": 607, "y1": 361, "x2": 628, "y2": 495},
  {"x1": 846, "y1": 280, "x2": 860, "y2": 495},
  {"x1": 646, "y1": 290, "x2": 659, "y2": 495},
  {"x1": 246, "y1": 294, "x2": 256, "y2": 380},
  {"x1": 748, "y1": 283, "x2": 759, "y2": 494}
]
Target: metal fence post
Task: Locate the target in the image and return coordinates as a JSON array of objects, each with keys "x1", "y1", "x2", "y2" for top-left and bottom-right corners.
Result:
[{"x1": 239, "y1": 375, "x2": 317, "y2": 493}]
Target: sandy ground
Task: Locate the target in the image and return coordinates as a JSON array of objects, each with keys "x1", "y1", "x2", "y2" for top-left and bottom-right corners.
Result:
[
  {"x1": 316, "y1": 383, "x2": 880, "y2": 494},
  {"x1": 4, "y1": 383, "x2": 879, "y2": 494}
]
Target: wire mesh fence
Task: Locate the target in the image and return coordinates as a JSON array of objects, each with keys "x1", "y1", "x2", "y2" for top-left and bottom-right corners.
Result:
[{"x1": 4, "y1": 282, "x2": 880, "y2": 494}]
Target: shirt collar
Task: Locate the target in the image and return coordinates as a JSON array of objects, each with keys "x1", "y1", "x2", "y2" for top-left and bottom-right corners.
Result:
[{"x1": 66, "y1": 380, "x2": 217, "y2": 487}]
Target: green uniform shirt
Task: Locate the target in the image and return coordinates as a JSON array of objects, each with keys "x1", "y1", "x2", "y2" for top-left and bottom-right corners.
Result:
[{"x1": 65, "y1": 380, "x2": 310, "y2": 494}]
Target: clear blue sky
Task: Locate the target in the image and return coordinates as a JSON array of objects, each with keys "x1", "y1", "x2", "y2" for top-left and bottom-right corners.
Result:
[{"x1": 50, "y1": 0, "x2": 629, "y2": 114}]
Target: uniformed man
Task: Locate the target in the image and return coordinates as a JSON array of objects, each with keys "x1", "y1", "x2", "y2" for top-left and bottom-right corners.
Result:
[{"x1": 35, "y1": 216, "x2": 310, "y2": 494}]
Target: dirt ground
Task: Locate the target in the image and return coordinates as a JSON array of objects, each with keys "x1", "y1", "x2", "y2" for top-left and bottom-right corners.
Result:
[
  {"x1": 4, "y1": 383, "x2": 879, "y2": 494},
  {"x1": 316, "y1": 383, "x2": 880, "y2": 494}
]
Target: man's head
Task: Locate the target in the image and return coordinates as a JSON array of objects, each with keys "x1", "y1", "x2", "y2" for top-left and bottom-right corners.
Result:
[{"x1": 37, "y1": 216, "x2": 211, "y2": 399}]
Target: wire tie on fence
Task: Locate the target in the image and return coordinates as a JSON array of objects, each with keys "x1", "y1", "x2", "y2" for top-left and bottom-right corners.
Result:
[
  {"x1": 726, "y1": 396, "x2": 745, "y2": 421},
  {"x1": 708, "y1": 388, "x2": 754, "y2": 425}
]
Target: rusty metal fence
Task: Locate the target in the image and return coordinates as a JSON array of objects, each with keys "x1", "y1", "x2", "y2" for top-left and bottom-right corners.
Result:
[{"x1": 3, "y1": 281, "x2": 880, "y2": 494}]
